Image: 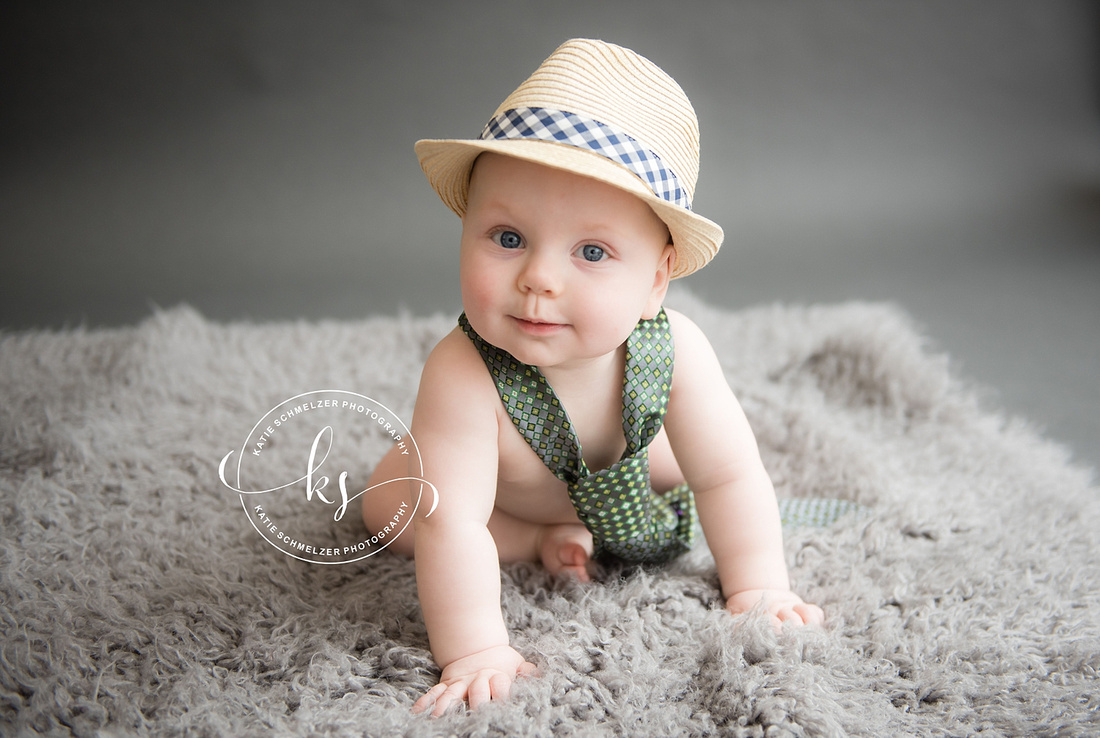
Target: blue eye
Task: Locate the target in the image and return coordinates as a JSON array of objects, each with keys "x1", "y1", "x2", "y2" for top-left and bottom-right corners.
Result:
[
  {"x1": 494, "y1": 230, "x2": 523, "y2": 249},
  {"x1": 580, "y1": 244, "x2": 606, "y2": 262}
]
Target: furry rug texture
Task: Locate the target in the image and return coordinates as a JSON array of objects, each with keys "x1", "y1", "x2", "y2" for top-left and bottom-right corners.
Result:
[{"x1": 1, "y1": 291, "x2": 1098, "y2": 737}]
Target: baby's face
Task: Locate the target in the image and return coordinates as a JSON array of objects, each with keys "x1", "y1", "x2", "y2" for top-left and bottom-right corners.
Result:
[{"x1": 459, "y1": 153, "x2": 673, "y2": 369}]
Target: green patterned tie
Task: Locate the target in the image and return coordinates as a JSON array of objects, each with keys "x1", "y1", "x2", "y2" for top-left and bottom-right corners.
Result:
[{"x1": 459, "y1": 309, "x2": 695, "y2": 564}]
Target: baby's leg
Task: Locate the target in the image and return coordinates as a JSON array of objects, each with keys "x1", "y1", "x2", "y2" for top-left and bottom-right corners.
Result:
[
  {"x1": 487, "y1": 510, "x2": 594, "y2": 582},
  {"x1": 361, "y1": 443, "x2": 417, "y2": 557},
  {"x1": 363, "y1": 445, "x2": 593, "y2": 579},
  {"x1": 536, "y1": 523, "x2": 594, "y2": 582}
]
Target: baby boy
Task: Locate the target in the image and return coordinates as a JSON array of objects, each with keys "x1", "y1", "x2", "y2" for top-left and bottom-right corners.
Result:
[{"x1": 363, "y1": 38, "x2": 822, "y2": 717}]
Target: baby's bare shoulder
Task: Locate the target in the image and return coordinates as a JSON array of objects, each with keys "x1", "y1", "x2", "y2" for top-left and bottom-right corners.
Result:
[
  {"x1": 415, "y1": 328, "x2": 501, "y2": 431},
  {"x1": 663, "y1": 307, "x2": 763, "y2": 475},
  {"x1": 422, "y1": 328, "x2": 493, "y2": 379},
  {"x1": 664, "y1": 307, "x2": 736, "y2": 407},
  {"x1": 412, "y1": 329, "x2": 506, "y2": 515},
  {"x1": 665, "y1": 308, "x2": 716, "y2": 363}
]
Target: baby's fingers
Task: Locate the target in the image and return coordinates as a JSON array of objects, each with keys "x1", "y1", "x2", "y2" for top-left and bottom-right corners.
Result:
[
  {"x1": 414, "y1": 658, "x2": 538, "y2": 716},
  {"x1": 412, "y1": 679, "x2": 468, "y2": 717},
  {"x1": 429, "y1": 682, "x2": 469, "y2": 718},
  {"x1": 774, "y1": 602, "x2": 825, "y2": 628},
  {"x1": 467, "y1": 673, "x2": 499, "y2": 711},
  {"x1": 793, "y1": 602, "x2": 825, "y2": 626},
  {"x1": 411, "y1": 681, "x2": 449, "y2": 715},
  {"x1": 467, "y1": 665, "x2": 533, "y2": 710}
]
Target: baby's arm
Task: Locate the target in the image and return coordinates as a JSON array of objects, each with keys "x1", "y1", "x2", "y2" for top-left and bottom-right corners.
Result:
[
  {"x1": 663, "y1": 310, "x2": 823, "y2": 628},
  {"x1": 406, "y1": 331, "x2": 535, "y2": 715}
]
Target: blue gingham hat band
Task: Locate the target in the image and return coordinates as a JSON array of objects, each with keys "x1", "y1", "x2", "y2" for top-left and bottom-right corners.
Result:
[{"x1": 480, "y1": 107, "x2": 692, "y2": 211}]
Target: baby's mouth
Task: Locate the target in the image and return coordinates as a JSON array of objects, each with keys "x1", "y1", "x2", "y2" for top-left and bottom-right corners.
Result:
[{"x1": 513, "y1": 316, "x2": 566, "y2": 334}]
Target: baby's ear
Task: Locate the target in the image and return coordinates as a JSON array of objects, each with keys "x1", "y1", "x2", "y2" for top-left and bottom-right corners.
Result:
[{"x1": 641, "y1": 244, "x2": 675, "y2": 320}]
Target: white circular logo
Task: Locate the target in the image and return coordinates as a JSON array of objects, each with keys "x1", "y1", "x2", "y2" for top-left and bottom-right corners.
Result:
[{"x1": 218, "y1": 390, "x2": 437, "y2": 564}]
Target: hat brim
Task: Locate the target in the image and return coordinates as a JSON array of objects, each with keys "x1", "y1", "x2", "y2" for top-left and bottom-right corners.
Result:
[{"x1": 414, "y1": 137, "x2": 723, "y2": 279}]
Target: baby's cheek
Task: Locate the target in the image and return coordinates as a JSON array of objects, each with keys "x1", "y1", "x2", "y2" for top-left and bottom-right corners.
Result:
[
  {"x1": 459, "y1": 279, "x2": 502, "y2": 340},
  {"x1": 459, "y1": 270, "x2": 494, "y2": 313},
  {"x1": 462, "y1": 287, "x2": 491, "y2": 317},
  {"x1": 583, "y1": 291, "x2": 650, "y2": 341}
]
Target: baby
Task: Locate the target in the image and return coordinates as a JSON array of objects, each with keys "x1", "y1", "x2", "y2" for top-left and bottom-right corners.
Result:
[{"x1": 363, "y1": 38, "x2": 822, "y2": 717}]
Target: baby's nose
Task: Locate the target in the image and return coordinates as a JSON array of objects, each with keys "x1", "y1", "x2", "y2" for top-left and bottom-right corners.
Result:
[{"x1": 517, "y1": 251, "x2": 564, "y2": 295}]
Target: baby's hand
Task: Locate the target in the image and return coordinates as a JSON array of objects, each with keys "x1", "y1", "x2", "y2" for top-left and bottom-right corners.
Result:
[
  {"x1": 412, "y1": 645, "x2": 536, "y2": 717},
  {"x1": 726, "y1": 589, "x2": 824, "y2": 630}
]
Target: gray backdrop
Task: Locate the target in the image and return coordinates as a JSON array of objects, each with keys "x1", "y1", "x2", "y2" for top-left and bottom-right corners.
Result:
[{"x1": 3, "y1": 0, "x2": 1098, "y2": 468}]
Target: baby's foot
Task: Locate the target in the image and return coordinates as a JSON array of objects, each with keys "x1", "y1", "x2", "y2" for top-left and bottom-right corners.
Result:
[{"x1": 537, "y1": 524, "x2": 594, "y2": 582}]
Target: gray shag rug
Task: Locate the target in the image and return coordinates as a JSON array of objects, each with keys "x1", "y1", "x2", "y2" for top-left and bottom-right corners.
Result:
[{"x1": 2, "y1": 291, "x2": 1098, "y2": 737}]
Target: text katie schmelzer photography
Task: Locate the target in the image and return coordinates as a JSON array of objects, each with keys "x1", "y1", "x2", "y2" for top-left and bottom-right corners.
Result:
[{"x1": 218, "y1": 390, "x2": 437, "y2": 564}]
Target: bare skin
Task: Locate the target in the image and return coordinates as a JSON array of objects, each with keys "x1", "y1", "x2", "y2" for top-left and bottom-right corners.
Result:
[{"x1": 363, "y1": 154, "x2": 823, "y2": 717}]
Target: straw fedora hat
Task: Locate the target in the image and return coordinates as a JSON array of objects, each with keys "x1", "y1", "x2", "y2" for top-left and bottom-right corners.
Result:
[{"x1": 414, "y1": 38, "x2": 723, "y2": 278}]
